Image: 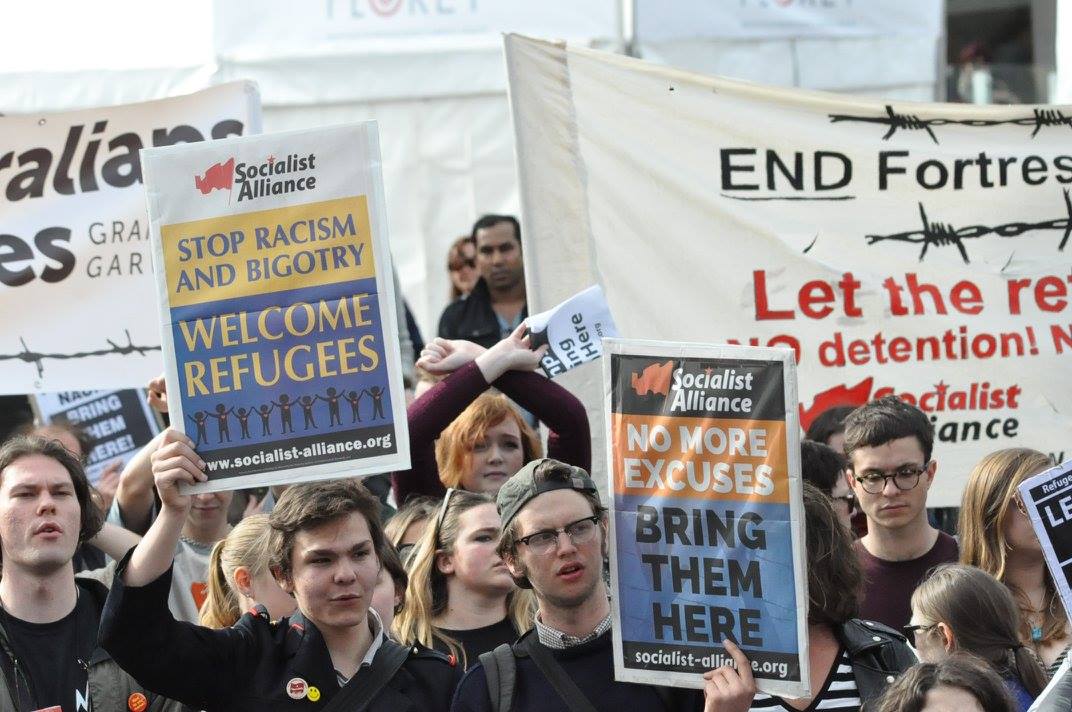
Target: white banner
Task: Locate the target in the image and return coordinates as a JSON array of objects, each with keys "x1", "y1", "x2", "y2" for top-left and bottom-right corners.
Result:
[
  {"x1": 505, "y1": 35, "x2": 1072, "y2": 507},
  {"x1": 214, "y1": 0, "x2": 617, "y2": 60},
  {"x1": 637, "y1": 0, "x2": 941, "y2": 41},
  {"x1": 0, "y1": 82, "x2": 261, "y2": 395},
  {"x1": 142, "y1": 123, "x2": 410, "y2": 493}
]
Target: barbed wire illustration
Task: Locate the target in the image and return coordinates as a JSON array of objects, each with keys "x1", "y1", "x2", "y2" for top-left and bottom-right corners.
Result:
[
  {"x1": 865, "y1": 189, "x2": 1072, "y2": 263},
  {"x1": 0, "y1": 330, "x2": 160, "y2": 378},
  {"x1": 829, "y1": 105, "x2": 1072, "y2": 144}
]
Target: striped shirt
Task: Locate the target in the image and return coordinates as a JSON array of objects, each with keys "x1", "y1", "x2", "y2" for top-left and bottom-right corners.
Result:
[{"x1": 749, "y1": 648, "x2": 861, "y2": 711}]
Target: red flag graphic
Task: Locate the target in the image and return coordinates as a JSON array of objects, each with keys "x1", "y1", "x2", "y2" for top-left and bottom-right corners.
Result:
[
  {"x1": 630, "y1": 360, "x2": 674, "y2": 397},
  {"x1": 798, "y1": 377, "x2": 874, "y2": 432},
  {"x1": 194, "y1": 157, "x2": 235, "y2": 194}
]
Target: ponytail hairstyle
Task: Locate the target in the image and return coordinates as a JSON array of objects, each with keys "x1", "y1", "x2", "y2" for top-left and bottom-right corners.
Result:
[
  {"x1": 435, "y1": 394, "x2": 541, "y2": 490},
  {"x1": 199, "y1": 514, "x2": 275, "y2": 629},
  {"x1": 393, "y1": 489, "x2": 532, "y2": 667},
  {"x1": 912, "y1": 564, "x2": 1048, "y2": 697},
  {"x1": 958, "y1": 448, "x2": 1065, "y2": 646}
]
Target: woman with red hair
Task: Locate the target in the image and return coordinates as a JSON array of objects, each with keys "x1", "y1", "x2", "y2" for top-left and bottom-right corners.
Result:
[{"x1": 391, "y1": 325, "x2": 590, "y2": 503}]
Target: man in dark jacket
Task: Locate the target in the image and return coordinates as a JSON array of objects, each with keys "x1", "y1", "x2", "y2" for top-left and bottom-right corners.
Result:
[
  {"x1": 0, "y1": 436, "x2": 177, "y2": 712},
  {"x1": 101, "y1": 429, "x2": 460, "y2": 711},
  {"x1": 437, "y1": 215, "x2": 528, "y2": 349}
]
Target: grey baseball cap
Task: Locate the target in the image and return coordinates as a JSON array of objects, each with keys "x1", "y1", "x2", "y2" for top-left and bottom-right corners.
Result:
[{"x1": 496, "y1": 458, "x2": 599, "y2": 530}]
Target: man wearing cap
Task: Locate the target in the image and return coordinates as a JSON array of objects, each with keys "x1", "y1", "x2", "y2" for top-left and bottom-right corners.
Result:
[{"x1": 450, "y1": 458, "x2": 756, "y2": 712}]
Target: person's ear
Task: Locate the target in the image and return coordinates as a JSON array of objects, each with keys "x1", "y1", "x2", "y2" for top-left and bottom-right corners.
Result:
[
  {"x1": 504, "y1": 550, "x2": 524, "y2": 580},
  {"x1": 924, "y1": 459, "x2": 937, "y2": 485},
  {"x1": 844, "y1": 469, "x2": 858, "y2": 493},
  {"x1": 937, "y1": 622, "x2": 956, "y2": 652},
  {"x1": 272, "y1": 565, "x2": 294, "y2": 595},
  {"x1": 232, "y1": 566, "x2": 255, "y2": 598},
  {"x1": 435, "y1": 551, "x2": 455, "y2": 576}
]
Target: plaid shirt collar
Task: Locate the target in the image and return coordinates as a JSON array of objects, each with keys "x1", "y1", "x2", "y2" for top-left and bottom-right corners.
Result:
[{"x1": 534, "y1": 611, "x2": 613, "y2": 650}]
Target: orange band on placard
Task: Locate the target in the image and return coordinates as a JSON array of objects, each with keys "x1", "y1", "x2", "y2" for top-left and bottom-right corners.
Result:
[{"x1": 610, "y1": 413, "x2": 788, "y2": 504}]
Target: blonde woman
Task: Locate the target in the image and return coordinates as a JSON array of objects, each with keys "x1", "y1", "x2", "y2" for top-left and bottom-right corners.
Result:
[
  {"x1": 384, "y1": 496, "x2": 439, "y2": 564},
  {"x1": 959, "y1": 448, "x2": 1069, "y2": 670},
  {"x1": 198, "y1": 514, "x2": 296, "y2": 628},
  {"x1": 394, "y1": 489, "x2": 531, "y2": 668}
]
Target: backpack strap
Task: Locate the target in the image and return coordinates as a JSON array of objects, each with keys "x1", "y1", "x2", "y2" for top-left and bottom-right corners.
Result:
[
  {"x1": 517, "y1": 636, "x2": 598, "y2": 712},
  {"x1": 479, "y1": 644, "x2": 517, "y2": 712},
  {"x1": 321, "y1": 638, "x2": 410, "y2": 712}
]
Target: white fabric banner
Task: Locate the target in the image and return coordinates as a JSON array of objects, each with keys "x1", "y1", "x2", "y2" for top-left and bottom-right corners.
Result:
[
  {"x1": 0, "y1": 82, "x2": 261, "y2": 395},
  {"x1": 505, "y1": 35, "x2": 1072, "y2": 507},
  {"x1": 214, "y1": 0, "x2": 618, "y2": 60},
  {"x1": 636, "y1": 0, "x2": 941, "y2": 41}
]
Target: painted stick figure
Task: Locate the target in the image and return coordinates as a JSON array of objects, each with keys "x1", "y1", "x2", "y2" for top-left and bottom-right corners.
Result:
[
  {"x1": 256, "y1": 404, "x2": 274, "y2": 436},
  {"x1": 299, "y1": 395, "x2": 318, "y2": 430},
  {"x1": 234, "y1": 407, "x2": 253, "y2": 440},
  {"x1": 344, "y1": 390, "x2": 363, "y2": 423},
  {"x1": 318, "y1": 387, "x2": 343, "y2": 426},
  {"x1": 187, "y1": 411, "x2": 209, "y2": 447},
  {"x1": 271, "y1": 395, "x2": 294, "y2": 433},
  {"x1": 209, "y1": 404, "x2": 235, "y2": 443},
  {"x1": 365, "y1": 386, "x2": 386, "y2": 420}
]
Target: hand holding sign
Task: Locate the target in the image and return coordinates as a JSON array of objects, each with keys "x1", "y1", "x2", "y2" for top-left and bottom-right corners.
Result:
[
  {"x1": 149, "y1": 428, "x2": 206, "y2": 513},
  {"x1": 147, "y1": 374, "x2": 169, "y2": 413},
  {"x1": 703, "y1": 640, "x2": 757, "y2": 712}
]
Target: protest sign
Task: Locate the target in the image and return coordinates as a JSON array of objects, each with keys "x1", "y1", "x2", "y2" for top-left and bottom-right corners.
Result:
[
  {"x1": 1018, "y1": 460, "x2": 1072, "y2": 622},
  {"x1": 506, "y1": 34, "x2": 1072, "y2": 506},
  {"x1": 31, "y1": 390, "x2": 161, "y2": 484},
  {"x1": 0, "y1": 82, "x2": 261, "y2": 395},
  {"x1": 604, "y1": 338, "x2": 808, "y2": 697},
  {"x1": 526, "y1": 285, "x2": 618, "y2": 378},
  {"x1": 141, "y1": 123, "x2": 409, "y2": 493}
]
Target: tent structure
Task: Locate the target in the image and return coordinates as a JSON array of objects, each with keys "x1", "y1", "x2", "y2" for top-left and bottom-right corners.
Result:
[{"x1": 1, "y1": 1, "x2": 941, "y2": 339}]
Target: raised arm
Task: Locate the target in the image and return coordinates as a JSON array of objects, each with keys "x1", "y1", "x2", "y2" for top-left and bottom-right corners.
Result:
[
  {"x1": 491, "y1": 369, "x2": 591, "y2": 472},
  {"x1": 114, "y1": 430, "x2": 167, "y2": 534},
  {"x1": 100, "y1": 427, "x2": 252, "y2": 709},
  {"x1": 123, "y1": 428, "x2": 204, "y2": 587}
]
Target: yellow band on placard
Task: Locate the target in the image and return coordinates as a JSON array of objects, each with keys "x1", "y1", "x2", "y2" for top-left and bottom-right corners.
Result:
[{"x1": 161, "y1": 196, "x2": 375, "y2": 308}]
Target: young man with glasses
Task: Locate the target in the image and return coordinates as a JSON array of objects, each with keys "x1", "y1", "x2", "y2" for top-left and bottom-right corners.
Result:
[
  {"x1": 450, "y1": 459, "x2": 742, "y2": 712},
  {"x1": 842, "y1": 397, "x2": 958, "y2": 632}
]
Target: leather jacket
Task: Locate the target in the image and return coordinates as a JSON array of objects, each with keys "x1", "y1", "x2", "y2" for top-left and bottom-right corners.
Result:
[{"x1": 835, "y1": 618, "x2": 918, "y2": 706}]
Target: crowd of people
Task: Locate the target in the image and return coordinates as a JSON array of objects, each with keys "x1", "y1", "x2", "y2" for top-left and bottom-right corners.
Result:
[{"x1": 1, "y1": 212, "x2": 1069, "y2": 711}]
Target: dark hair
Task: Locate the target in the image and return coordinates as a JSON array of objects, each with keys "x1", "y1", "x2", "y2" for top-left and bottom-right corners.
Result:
[
  {"x1": 800, "y1": 440, "x2": 847, "y2": 496},
  {"x1": 843, "y1": 396, "x2": 934, "y2": 464},
  {"x1": 912, "y1": 564, "x2": 1048, "y2": 697},
  {"x1": 269, "y1": 478, "x2": 386, "y2": 579},
  {"x1": 804, "y1": 406, "x2": 854, "y2": 447},
  {"x1": 872, "y1": 654, "x2": 1015, "y2": 712},
  {"x1": 497, "y1": 461, "x2": 605, "y2": 590},
  {"x1": 379, "y1": 542, "x2": 408, "y2": 614},
  {"x1": 802, "y1": 482, "x2": 861, "y2": 625},
  {"x1": 470, "y1": 214, "x2": 521, "y2": 245},
  {"x1": 0, "y1": 436, "x2": 105, "y2": 558},
  {"x1": 17, "y1": 421, "x2": 92, "y2": 463}
]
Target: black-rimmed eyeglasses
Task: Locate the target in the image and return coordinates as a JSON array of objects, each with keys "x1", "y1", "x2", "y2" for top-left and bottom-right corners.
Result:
[
  {"x1": 853, "y1": 463, "x2": 930, "y2": 494},
  {"x1": 516, "y1": 515, "x2": 601, "y2": 555}
]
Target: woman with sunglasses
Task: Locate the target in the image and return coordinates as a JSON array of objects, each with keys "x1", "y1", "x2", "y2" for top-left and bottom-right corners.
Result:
[
  {"x1": 391, "y1": 324, "x2": 590, "y2": 503},
  {"x1": 446, "y1": 235, "x2": 479, "y2": 301},
  {"x1": 959, "y1": 448, "x2": 1069, "y2": 671},
  {"x1": 800, "y1": 440, "x2": 856, "y2": 531},
  {"x1": 908, "y1": 564, "x2": 1047, "y2": 711},
  {"x1": 394, "y1": 489, "x2": 532, "y2": 668}
]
